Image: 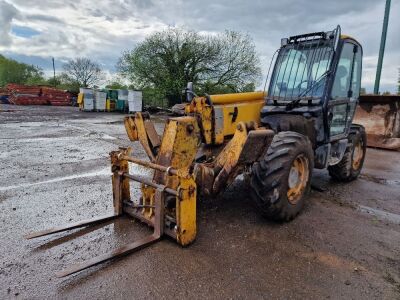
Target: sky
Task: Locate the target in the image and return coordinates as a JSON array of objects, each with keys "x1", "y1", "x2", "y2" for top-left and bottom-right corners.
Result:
[{"x1": 0, "y1": 0, "x2": 399, "y2": 93}]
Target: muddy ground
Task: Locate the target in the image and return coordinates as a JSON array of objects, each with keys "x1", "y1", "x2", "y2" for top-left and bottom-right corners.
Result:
[{"x1": 0, "y1": 105, "x2": 399, "y2": 299}]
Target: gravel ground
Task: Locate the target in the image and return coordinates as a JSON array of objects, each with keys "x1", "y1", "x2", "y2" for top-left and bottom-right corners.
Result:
[{"x1": 0, "y1": 105, "x2": 399, "y2": 299}]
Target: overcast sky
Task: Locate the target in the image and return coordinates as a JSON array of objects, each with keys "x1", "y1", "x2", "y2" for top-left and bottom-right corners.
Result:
[{"x1": 0, "y1": 0, "x2": 399, "y2": 92}]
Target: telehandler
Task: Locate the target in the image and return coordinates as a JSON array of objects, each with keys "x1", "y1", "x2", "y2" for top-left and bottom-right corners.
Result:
[{"x1": 26, "y1": 26, "x2": 366, "y2": 277}]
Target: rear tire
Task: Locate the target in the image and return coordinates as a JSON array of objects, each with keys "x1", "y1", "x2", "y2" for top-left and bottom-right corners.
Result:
[
  {"x1": 250, "y1": 131, "x2": 314, "y2": 221},
  {"x1": 328, "y1": 125, "x2": 366, "y2": 182}
]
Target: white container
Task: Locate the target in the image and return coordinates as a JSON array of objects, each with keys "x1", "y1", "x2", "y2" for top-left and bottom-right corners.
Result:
[
  {"x1": 82, "y1": 88, "x2": 94, "y2": 111},
  {"x1": 128, "y1": 90, "x2": 142, "y2": 112},
  {"x1": 84, "y1": 96, "x2": 94, "y2": 111},
  {"x1": 94, "y1": 91, "x2": 107, "y2": 111}
]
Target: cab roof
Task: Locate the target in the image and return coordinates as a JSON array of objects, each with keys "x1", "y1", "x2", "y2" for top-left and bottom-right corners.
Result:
[{"x1": 340, "y1": 34, "x2": 361, "y2": 46}]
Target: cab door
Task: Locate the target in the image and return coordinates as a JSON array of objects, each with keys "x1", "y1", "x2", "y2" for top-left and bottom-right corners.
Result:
[{"x1": 328, "y1": 41, "x2": 362, "y2": 141}]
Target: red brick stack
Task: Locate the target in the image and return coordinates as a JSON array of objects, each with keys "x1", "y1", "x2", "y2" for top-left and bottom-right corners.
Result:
[
  {"x1": 5, "y1": 84, "x2": 71, "y2": 106},
  {"x1": 7, "y1": 84, "x2": 46, "y2": 105},
  {"x1": 41, "y1": 87, "x2": 72, "y2": 106}
]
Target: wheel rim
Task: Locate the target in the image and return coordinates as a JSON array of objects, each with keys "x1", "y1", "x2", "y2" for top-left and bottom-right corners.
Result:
[
  {"x1": 287, "y1": 154, "x2": 309, "y2": 205},
  {"x1": 352, "y1": 139, "x2": 364, "y2": 170}
]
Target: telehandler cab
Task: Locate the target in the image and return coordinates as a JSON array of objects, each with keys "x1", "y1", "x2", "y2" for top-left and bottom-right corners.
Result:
[{"x1": 26, "y1": 26, "x2": 366, "y2": 277}]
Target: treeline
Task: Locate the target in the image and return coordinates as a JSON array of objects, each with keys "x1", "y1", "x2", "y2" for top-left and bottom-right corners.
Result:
[
  {"x1": 0, "y1": 55, "x2": 45, "y2": 87},
  {"x1": 0, "y1": 55, "x2": 104, "y2": 93}
]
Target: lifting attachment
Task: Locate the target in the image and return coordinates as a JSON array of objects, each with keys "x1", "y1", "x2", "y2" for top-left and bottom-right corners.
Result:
[{"x1": 25, "y1": 140, "x2": 197, "y2": 277}]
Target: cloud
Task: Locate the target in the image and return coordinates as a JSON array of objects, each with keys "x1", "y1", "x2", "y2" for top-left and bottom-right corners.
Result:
[
  {"x1": 0, "y1": 0, "x2": 18, "y2": 46},
  {"x1": 0, "y1": 0, "x2": 399, "y2": 92}
]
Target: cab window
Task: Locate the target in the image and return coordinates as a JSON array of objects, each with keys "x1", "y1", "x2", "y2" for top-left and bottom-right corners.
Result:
[
  {"x1": 351, "y1": 49, "x2": 362, "y2": 98},
  {"x1": 331, "y1": 43, "x2": 354, "y2": 99}
]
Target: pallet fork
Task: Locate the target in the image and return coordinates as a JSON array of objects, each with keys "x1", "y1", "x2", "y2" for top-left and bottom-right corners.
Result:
[{"x1": 26, "y1": 116, "x2": 200, "y2": 277}]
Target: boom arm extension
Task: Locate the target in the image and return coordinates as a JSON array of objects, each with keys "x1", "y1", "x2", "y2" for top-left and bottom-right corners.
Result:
[{"x1": 124, "y1": 112, "x2": 161, "y2": 162}]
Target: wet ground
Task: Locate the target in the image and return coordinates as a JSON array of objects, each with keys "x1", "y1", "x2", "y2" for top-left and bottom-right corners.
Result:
[{"x1": 0, "y1": 105, "x2": 399, "y2": 299}]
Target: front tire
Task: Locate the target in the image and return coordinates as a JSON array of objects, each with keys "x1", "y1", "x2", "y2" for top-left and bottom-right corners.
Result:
[
  {"x1": 328, "y1": 125, "x2": 366, "y2": 182},
  {"x1": 250, "y1": 131, "x2": 314, "y2": 221}
]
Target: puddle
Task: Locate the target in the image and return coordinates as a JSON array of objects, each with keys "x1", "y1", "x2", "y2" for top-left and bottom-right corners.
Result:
[
  {"x1": 0, "y1": 168, "x2": 111, "y2": 192},
  {"x1": 99, "y1": 133, "x2": 117, "y2": 140},
  {"x1": 386, "y1": 180, "x2": 400, "y2": 186},
  {"x1": 0, "y1": 164, "x2": 152, "y2": 192},
  {"x1": 358, "y1": 205, "x2": 400, "y2": 224},
  {"x1": 360, "y1": 174, "x2": 400, "y2": 187},
  {"x1": 0, "y1": 123, "x2": 119, "y2": 142},
  {"x1": 1, "y1": 136, "x2": 88, "y2": 142}
]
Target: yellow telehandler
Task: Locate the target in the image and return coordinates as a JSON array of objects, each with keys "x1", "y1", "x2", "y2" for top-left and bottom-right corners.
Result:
[{"x1": 26, "y1": 26, "x2": 367, "y2": 277}]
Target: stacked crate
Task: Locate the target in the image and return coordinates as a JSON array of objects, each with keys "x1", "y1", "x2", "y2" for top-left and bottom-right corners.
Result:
[
  {"x1": 81, "y1": 88, "x2": 94, "y2": 111},
  {"x1": 117, "y1": 89, "x2": 128, "y2": 112},
  {"x1": 94, "y1": 90, "x2": 107, "y2": 111},
  {"x1": 106, "y1": 90, "x2": 118, "y2": 112},
  {"x1": 128, "y1": 90, "x2": 143, "y2": 113}
]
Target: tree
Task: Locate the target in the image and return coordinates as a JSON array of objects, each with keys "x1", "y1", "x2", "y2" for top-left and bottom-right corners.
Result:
[
  {"x1": 62, "y1": 57, "x2": 104, "y2": 88},
  {"x1": 118, "y1": 28, "x2": 261, "y2": 107},
  {"x1": 0, "y1": 55, "x2": 45, "y2": 86},
  {"x1": 105, "y1": 75, "x2": 128, "y2": 90},
  {"x1": 105, "y1": 82, "x2": 127, "y2": 90},
  {"x1": 42, "y1": 74, "x2": 81, "y2": 93}
]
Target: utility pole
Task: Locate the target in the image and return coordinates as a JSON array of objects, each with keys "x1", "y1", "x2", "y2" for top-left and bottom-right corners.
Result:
[
  {"x1": 52, "y1": 57, "x2": 56, "y2": 88},
  {"x1": 374, "y1": 0, "x2": 391, "y2": 94}
]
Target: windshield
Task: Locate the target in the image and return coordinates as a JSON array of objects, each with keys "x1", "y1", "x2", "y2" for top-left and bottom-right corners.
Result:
[{"x1": 268, "y1": 42, "x2": 334, "y2": 103}]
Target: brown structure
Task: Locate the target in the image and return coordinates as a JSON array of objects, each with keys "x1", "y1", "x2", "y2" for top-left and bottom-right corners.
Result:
[{"x1": 354, "y1": 95, "x2": 400, "y2": 151}]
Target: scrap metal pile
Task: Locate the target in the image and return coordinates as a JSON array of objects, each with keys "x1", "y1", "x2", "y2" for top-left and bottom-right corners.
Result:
[{"x1": 2, "y1": 84, "x2": 72, "y2": 106}]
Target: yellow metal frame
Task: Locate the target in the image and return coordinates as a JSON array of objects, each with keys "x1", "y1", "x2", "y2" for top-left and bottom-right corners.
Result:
[
  {"x1": 215, "y1": 100, "x2": 265, "y2": 141},
  {"x1": 209, "y1": 91, "x2": 266, "y2": 104},
  {"x1": 185, "y1": 91, "x2": 266, "y2": 145},
  {"x1": 114, "y1": 91, "x2": 272, "y2": 246},
  {"x1": 124, "y1": 113, "x2": 161, "y2": 162},
  {"x1": 176, "y1": 177, "x2": 197, "y2": 245}
]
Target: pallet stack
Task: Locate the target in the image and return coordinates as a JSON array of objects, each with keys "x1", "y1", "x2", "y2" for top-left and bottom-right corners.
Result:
[
  {"x1": 41, "y1": 87, "x2": 72, "y2": 106},
  {"x1": 7, "y1": 84, "x2": 46, "y2": 105},
  {"x1": 4, "y1": 84, "x2": 72, "y2": 106}
]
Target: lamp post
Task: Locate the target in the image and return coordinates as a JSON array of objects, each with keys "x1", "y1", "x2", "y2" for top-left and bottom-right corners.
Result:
[
  {"x1": 373, "y1": 0, "x2": 391, "y2": 94},
  {"x1": 52, "y1": 57, "x2": 56, "y2": 88}
]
